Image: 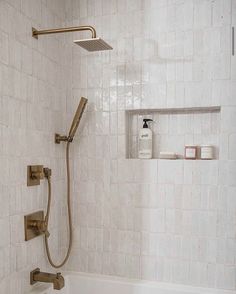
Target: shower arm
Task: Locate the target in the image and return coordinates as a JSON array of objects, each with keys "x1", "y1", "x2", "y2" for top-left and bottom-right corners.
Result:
[{"x1": 32, "y1": 25, "x2": 97, "y2": 39}]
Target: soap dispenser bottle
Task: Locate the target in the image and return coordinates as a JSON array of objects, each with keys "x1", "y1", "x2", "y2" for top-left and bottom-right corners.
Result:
[{"x1": 138, "y1": 119, "x2": 153, "y2": 159}]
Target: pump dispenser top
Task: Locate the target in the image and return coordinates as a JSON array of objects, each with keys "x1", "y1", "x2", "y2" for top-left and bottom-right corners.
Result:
[{"x1": 143, "y1": 119, "x2": 153, "y2": 128}]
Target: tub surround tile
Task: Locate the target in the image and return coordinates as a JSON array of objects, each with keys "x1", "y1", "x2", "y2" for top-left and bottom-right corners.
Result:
[
  {"x1": 0, "y1": 0, "x2": 235, "y2": 292},
  {"x1": 0, "y1": 0, "x2": 74, "y2": 293},
  {"x1": 65, "y1": 0, "x2": 236, "y2": 291}
]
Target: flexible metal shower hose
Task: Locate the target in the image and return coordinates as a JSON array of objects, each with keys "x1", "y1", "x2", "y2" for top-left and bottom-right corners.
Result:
[{"x1": 44, "y1": 141, "x2": 73, "y2": 268}]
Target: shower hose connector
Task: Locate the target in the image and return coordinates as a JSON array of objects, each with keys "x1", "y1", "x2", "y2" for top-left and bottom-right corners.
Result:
[{"x1": 43, "y1": 167, "x2": 52, "y2": 179}]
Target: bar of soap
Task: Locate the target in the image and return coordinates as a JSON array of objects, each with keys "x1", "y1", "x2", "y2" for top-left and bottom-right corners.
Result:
[{"x1": 159, "y1": 152, "x2": 177, "y2": 159}]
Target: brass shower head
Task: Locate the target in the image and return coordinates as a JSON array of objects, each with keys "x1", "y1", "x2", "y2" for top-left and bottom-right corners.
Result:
[
  {"x1": 32, "y1": 26, "x2": 113, "y2": 52},
  {"x1": 74, "y1": 38, "x2": 113, "y2": 51}
]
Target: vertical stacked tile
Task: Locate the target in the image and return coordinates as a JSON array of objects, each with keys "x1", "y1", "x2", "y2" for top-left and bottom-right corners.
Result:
[
  {"x1": 0, "y1": 0, "x2": 73, "y2": 293},
  {"x1": 66, "y1": 0, "x2": 236, "y2": 291}
]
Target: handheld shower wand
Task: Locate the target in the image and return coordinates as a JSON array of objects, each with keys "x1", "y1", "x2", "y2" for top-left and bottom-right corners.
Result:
[
  {"x1": 44, "y1": 97, "x2": 88, "y2": 268},
  {"x1": 55, "y1": 97, "x2": 88, "y2": 144},
  {"x1": 68, "y1": 97, "x2": 88, "y2": 140}
]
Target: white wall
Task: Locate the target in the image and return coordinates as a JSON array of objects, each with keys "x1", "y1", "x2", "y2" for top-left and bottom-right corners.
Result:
[
  {"x1": 0, "y1": 0, "x2": 236, "y2": 293},
  {"x1": 67, "y1": 0, "x2": 236, "y2": 291},
  {"x1": 0, "y1": 0, "x2": 74, "y2": 293}
]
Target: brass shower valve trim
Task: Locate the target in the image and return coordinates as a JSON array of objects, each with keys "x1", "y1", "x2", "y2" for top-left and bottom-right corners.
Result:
[
  {"x1": 26, "y1": 216, "x2": 50, "y2": 238},
  {"x1": 27, "y1": 165, "x2": 52, "y2": 186},
  {"x1": 24, "y1": 211, "x2": 47, "y2": 241}
]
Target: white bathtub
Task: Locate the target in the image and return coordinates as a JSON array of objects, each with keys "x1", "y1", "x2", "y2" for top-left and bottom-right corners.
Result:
[{"x1": 29, "y1": 272, "x2": 236, "y2": 294}]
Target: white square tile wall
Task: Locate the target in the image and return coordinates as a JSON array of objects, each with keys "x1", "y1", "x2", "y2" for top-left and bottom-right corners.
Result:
[
  {"x1": 0, "y1": 0, "x2": 236, "y2": 293},
  {"x1": 66, "y1": 0, "x2": 236, "y2": 291},
  {"x1": 0, "y1": 1, "x2": 74, "y2": 293}
]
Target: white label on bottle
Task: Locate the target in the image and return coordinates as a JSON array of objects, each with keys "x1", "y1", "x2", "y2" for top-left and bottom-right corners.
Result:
[{"x1": 139, "y1": 139, "x2": 152, "y2": 150}]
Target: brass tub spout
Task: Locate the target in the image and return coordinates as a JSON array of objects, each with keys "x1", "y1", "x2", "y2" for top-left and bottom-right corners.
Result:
[{"x1": 30, "y1": 268, "x2": 65, "y2": 290}]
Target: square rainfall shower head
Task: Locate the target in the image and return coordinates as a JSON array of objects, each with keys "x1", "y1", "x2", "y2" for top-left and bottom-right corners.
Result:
[{"x1": 74, "y1": 37, "x2": 113, "y2": 52}]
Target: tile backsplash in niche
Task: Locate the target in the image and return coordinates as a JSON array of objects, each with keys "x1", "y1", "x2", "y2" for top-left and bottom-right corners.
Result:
[{"x1": 126, "y1": 107, "x2": 221, "y2": 159}]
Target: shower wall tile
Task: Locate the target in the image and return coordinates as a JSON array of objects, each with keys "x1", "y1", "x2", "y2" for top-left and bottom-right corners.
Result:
[
  {"x1": 0, "y1": 31, "x2": 9, "y2": 65},
  {"x1": 66, "y1": 0, "x2": 236, "y2": 291},
  {"x1": 158, "y1": 161, "x2": 183, "y2": 185},
  {"x1": 0, "y1": 0, "x2": 232, "y2": 293},
  {"x1": 0, "y1": 0, "x2": 74, "y2": 293}
]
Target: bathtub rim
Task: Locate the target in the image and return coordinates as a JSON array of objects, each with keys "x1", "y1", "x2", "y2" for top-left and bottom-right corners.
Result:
[{"x1": 29, "y1": 271, "x2": 236, "y2": 294}]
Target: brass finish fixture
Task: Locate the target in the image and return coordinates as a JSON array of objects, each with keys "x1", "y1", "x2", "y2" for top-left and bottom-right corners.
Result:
[
  {"x1": 43, "y1": 97, "x2": 88, "y2": 268},
  {"x1": 24, "y1": 211, "x2": 45, "y2": 241},
  {"x1": 43, "y1": 167, "x2": 52, "y2": 178},
  {"x1": 27, "y1": 165, "x2": 52, "y2": 186},
  {"x1": 26, "y1": 97, "x2": 88, "y2": 269},
  {"x1": 32, "y1": 26, "x2": 113, "y2": 52},
  {"x1": 32, "y1": 25, "x2": 96, "y2": 39},
  {"x1": 55, "y1": 97, "x2": 88, "y2": 144},
  {"x1": 27, "y1": 165, "x2": 44, "y2": 186},
  {"x1": 30, "y1": 268, "x2": 65, "y2": 290},
  {"x1": 69, "y1": 97, "x2": 88, "y2": 138},
  {"x1": 25, "y1": 168, "x2": 52, "y2": 240},
  {"x1": 73, "y1": 38, "x2": 113, "y2": 51},
  {"x1": 55, "y1": 134, "x2": 72, "y2": 144}
]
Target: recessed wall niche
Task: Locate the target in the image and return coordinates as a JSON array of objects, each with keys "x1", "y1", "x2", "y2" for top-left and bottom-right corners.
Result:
[{"x1": 125, "y1": 106, "x2": 221, "y2": 159}]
